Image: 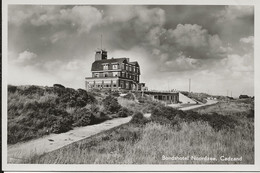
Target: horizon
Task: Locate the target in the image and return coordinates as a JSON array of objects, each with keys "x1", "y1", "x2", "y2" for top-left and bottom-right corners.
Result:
[{"x1": 8, "y1": 5, "x2": 254, "y2": 98}]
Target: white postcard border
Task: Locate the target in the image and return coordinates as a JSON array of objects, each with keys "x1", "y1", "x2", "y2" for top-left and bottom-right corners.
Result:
[{"x1": 2, "y1": 0, "x2": 260, "y2": 171}]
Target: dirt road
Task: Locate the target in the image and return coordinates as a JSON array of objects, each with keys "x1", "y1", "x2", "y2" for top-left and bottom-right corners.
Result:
[
  {"x1": 178, "y1": 100, "x2": 218, "y2": 111},
  {"x1": 8, "y1": 116, "x2": 132, "y2": 163}
]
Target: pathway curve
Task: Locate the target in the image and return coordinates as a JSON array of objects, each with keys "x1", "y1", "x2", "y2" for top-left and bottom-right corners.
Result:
[
  {"x1": 8, "y1": 116, "x2": 132, "y2": 163},
  {"x1": 144, "y1": 100, "x2": 218, "y2": 118},
  {"x1": 178, "y1": 100, "x2": 218, "y2": 111}
]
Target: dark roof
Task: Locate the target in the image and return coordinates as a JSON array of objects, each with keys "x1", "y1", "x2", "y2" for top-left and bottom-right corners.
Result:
[
  {"x1": 91, "y1": 58, "x2": 127, "y2": 71},
  {"x1": 129, "y1": 61, "x2": 139, "y2": 67}
]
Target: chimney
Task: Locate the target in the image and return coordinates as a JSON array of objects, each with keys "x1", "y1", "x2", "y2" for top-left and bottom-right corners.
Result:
[{"x1": 95, "y1": 49, "x2": 107, "y2": 61}]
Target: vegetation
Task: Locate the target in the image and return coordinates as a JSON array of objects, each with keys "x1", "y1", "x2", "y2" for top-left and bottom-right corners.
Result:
[
  {"x1": 8, "y1": 85, "x2": 132, "y2": 144},
  {"x1": 25, "y1": 98, "x2": 254, "y2": 164}
]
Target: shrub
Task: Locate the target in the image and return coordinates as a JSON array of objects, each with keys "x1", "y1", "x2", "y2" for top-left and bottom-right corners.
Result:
[
  {"x1": 19, "y1": 85, "x2": 45, "y2": 96},
  {"x1": 7, "y1": 84, "x2": 111, "y2": 144},
  {"x1": 53, "y1": 84, "x2": 65, "y2": 89},
  {"x1": 110, "y1": 91, "x2": 120, "y2": 97},
  {"x1": 52, "y1": 116, "x2": 73, "y2": 133},
  {"x1": 72, "y1": 108, "x2": 95, "y2": 127},
  {"x1": 8, "y1": 85, "x2": 18, "y2": 93},
  {"x1": 150, "y1": 104, "x2": 238, "y2": 131},
  {"x1": 130, "y1": 112, "x2": 148, "y2": 125},
  {"x1": 247, "y1": 109, "x2": 254, "y2": 119},
  {"x1": 117, "y1": 107, "x2": 133, "y2": 117},
  {"x1": 92, "y1": 111, "x2": 110, "y2": 124},
  {"x1": 151, "y1": 105, "x2": 179, "y2": 126},
  {"x1": 102, "y1": 95, "x2": 122, "y2": 114},
  {"x1": 239, "y1": 95, "x2": 250, "y2": 99}
]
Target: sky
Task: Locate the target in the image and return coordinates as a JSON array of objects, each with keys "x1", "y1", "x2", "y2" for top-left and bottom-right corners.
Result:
[{"x1": 8, "y1": 5, "x2": 254, "y2": 97}]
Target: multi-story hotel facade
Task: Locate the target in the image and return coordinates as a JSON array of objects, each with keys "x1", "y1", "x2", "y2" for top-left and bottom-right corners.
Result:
[{"x1": 85, "y1": 49, "x2": 145, "y2": 91}]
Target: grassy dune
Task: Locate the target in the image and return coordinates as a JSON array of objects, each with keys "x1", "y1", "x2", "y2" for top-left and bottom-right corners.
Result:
[
  {"x1": 8, "y1": 85, "x2": 135, "y2": 144},
  {"x1": 26, "y1": 99, "x2": 254, "y2": 164}
]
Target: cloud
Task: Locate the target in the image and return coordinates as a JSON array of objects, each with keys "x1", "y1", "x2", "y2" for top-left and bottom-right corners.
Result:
[
  {"x1": 222, "y1": 54, "x2": 253, "y2": 73},
  {"x1": 163, "y1": 24, "x2": 227, "y2": 60},
  {"x1": 16, "y1": 50, "x2": 37, "y2": 63},
  {"x1": 59, "y1": 6, "x2": 103, "y2": 33},
  {"x1": 65, "y1": 60, "x2": 80, "y2": 70},
  {"x1": 7, "y1": 5, "x2": 254, "y2": 97},
  {"x1": 163, "y1": 54, "x2": 199, "y2": 71},
  {"x1": 240, "y1": 36, "x2": 254, "y2": 44},
  {"x1": 9, "y1": 5, "x2": 103, "y2": 33},
  {"x1": 105, "y1": 6, "x2": 165, "y2": 26},
  {"x1": 216, "y1": 6, "x2": 254, "y2": 22},
  {"x1": 50, "y1": 31, "x2": 67, "y2": 43}
]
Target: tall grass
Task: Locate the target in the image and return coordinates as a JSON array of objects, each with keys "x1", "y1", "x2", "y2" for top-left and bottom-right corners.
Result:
[
  {"x1": 28, "y1": 120, "x2": 253, "y2": 164},
  {"x1": 15, "y1": 92, "x2": 254, "y2": 164}
]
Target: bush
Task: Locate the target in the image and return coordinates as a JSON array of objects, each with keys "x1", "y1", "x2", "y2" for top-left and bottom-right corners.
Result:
[
  {"x1": 19, "y1": 85, "x2": 45, "y2": 96},
  {"x1": 151, "y1": 105, "x2": 179, "y2": 126},
  {"x1": 110, "y1": 91, "x2": 120, "y2": 97},
  {"x1": 92, "y1": 111, "x2": 110, "y2": 124},
  {"x1": 130, "y1": 112, "x2": 148, "y2": 125},
  {"x1": 8, "y1": 85, "x2": 18, "y2": 93},
  {"x1": 53, "y1": 84, "x2": 65, "y2": 89},
  {"x1": 72, "y1": 108, "x2": 95, "y2": 127},
  {"x1": 52, "y1": 116, "x2": 73, "y2": 133},
  {"x1": 102, "y1": 95, "x2": 121, "y2": 114},
  {"x1": 7, "y1": 84, "x2": 117, "y2": 144},
  {"x1": 117, "y1": 107, "x2": 133, "y2": 117},
  {"x1": 247, "y1": 109, "x2": 254, "y2": 119},
  {"x1": 239, "y1": 95, "x2": 250, "y2": 99},
  {"x1": 150, "y1": 104, "x2": 238, "y2": 131}
]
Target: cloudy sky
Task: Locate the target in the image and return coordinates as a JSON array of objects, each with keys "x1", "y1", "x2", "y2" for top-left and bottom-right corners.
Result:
[{"x1": 8, "y1": 5, "x2": 254, "y2": 97}]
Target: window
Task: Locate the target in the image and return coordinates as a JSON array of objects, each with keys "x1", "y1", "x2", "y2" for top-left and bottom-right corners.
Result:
[
  {"x1": 112, "y1": 64, "x2": 118, "y2": 69},
  {"x1": 103, "y1": 64, "x2": 109, "y2": 70},
  {"x1": 129, "y1": 65, "x2": 131, "y2": 71},
  {"x1": 113, "y1": 72, "x2": 118, "y2": 77},
  {"x1": 94, "y1": 73, "x2": 99, "y2": 77},
  {"x1": 120, "y1": 81, "x2": 124, "y2": 88},
  {"x1": 126, "y1": 82, "x2": 129, "y2": 89}
]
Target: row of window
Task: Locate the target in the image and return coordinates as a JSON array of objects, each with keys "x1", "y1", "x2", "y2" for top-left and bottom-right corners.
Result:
[
  {"x1": 91, "y1": 81, "x2": 132, "y2": 89},
  {"x1": 102, "y1": 63, "x2": 139, "y2": 73},
  {"x1": 93, "y1": 72, "x2": 139, "y2": 81},
  {"x1": 95, "y1": 84, "x2": 117, "y2": 88}
]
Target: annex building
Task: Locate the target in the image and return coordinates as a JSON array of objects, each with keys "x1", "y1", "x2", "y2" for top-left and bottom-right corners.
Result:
[{"x1": 85, "y1": 49, "x2": 145, "y2": 91}]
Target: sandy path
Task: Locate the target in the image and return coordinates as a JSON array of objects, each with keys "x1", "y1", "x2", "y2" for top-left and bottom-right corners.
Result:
[
  {"x1": 144, "y1": 100, "x2": 218, "y2": 118},
  {"x1": 178, "y1": 100, "x2": 218, "y2": 111},
  {"x1": 8, "y1": 116, "x2": 132, "y2": 163}
]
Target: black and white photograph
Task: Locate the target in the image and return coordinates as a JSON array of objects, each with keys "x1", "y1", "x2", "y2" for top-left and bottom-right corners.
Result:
[{"x1": 2, "y1": 0, "x2": 260, "y2": 171}]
